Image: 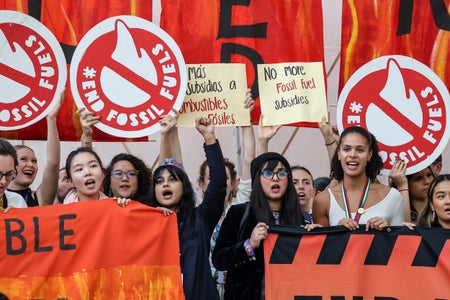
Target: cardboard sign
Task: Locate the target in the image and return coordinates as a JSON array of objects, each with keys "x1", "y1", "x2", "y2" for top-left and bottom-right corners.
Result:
[
  {"x1": 337, "y1": 55, "x2": 450, "y2": 175},
  {"x1": 178, "y1": 63, "x2": 249, "y2": 127},
  {"x1": 264, "y1": 225, "x2": 450, "y2": 300},
  {"x1": 0, "y1": 10, "x2": 67, "y2": 130},
  {"x1": 257, "y1": 62, "x2": 327, "y2": 125},
  {"x1": 70, "y1": 15, "x2": 187, "y2": 138}
]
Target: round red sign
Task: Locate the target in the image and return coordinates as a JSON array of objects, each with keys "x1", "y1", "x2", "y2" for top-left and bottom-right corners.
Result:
[
  {"x1": 337, "y1": 55, "x2": 450, "y2": 175},
  {"x1": 0, "y1": 10, "x2": 67, "y2": 130},
  {"x1": 70, "y1": 15, "x2": 187, "y2": 138}
]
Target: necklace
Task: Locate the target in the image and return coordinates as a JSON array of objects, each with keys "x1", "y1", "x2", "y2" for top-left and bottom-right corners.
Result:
[{"x1": 341, "y1": 178, "x2": 370, "y2": 223}]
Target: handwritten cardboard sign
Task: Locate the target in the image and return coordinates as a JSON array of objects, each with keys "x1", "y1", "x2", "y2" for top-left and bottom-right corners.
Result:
[
  {"x1": 257, "y1": 62, "x2": 327, "y2": 125},
  {"x1": 178, "y1": 63, "x2": 250, "y2": 127}
]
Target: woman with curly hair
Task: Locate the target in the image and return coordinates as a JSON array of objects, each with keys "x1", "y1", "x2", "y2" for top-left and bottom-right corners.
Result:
[{"x1": 313, "y1": 126, "x2": 405, "y2": 230}]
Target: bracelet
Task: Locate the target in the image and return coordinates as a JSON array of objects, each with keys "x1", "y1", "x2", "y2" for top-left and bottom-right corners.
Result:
[
  {"x1": 325, "y1": 140, "x2": 335, "y2": 146},
  {"x1": 81, "y1": 138, "x2": 92, "y2": 144},
  {"x1": 398, "y1": 188, "x2": 409, "y2": 192}
]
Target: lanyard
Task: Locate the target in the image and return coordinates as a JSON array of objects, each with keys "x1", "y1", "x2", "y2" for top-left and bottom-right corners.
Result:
[{"x1": 341, "y1": 178, "x2": 370, "y2": 223}]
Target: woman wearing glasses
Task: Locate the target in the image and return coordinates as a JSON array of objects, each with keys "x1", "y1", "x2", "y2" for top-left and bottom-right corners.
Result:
[
  {"x1": 212, "y1": 152, "x2": 305, "y2": 300},
  {"x1": 103, "y1": 153, "x2": 151, "y2": 204},
  {"x1": 0, "y1": 139, "x2": 27, "y2": 209},
  {"x1": 313, "y1": 126, "x2": 405, "y2": 230}
]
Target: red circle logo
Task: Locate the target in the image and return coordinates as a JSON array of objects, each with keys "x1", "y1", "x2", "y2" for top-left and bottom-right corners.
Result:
[
  {"x1": 70, "y1": 16, "x2": 187, "y2": 138},
  {"x1": 0, "y1": 10, "x2": 67, "y2": 130},
  {"x1": 338, "y1": 55, "x2": 450, "y2": 175}
]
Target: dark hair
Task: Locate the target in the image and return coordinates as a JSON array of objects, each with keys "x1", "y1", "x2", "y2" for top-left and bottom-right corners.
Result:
[
  {"x1": 330, "y1": 126, "x2": 382, "y2": 181},
  {"x1": 417, "y1": 174, "x2": 450, "y2": 227},
  {"x1": 291, "y1": 165, "x2": 314, "y2": 181},
  {"x1": 104, "y1": 153, "x2": 151, "y2": 203},
  {"x1": 198, "y1": 158, "x2": 237, "y2": 185},
  {"x1": 314, "y1": 176, "x2": 332, "y2": 192},
  {"x1": 65, "y1": 147, "x2": 104, "y2": 180},
  {"x1": 250, "y1": 159, "x2": 304, "y2": 226},
  {"x1": 0, "y1": 139, "x2": 18, "y2": 168},
  {"x1": 150, "y1": 165, "x2": 196, "y2": 239}
]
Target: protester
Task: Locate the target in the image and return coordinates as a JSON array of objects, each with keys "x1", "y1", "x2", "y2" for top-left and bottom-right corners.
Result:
[
  {"x1": 53, "y1": 167, "x2": 72, "y2": 204},
  {"x1": 7, "y1": 89, "x2": 65, "y2": 206},
  {"x1": 313, "y1": 126, "x2": 405, "y2": 230},
  {"x1": 202, "y1": 89, "x2": 255, "y2": 299},
  {"x1": 148, "y1": 116, "x2": 226, "y2": 300},
  {"x1": 416, "y1": 174, "x2": 450, "y2": 228},
  {"x1": 63, "y1": 147, "x2": 107, "y2": 203},
  {"x1": 0, "y1": 139, "x2": 27, "y2": 209},
  {"x1": 291, "y1": 165, "x2": 315, "y2": 223},
  {"x1": 212, "y1": 152, "x2": 305, "y2": 300},
  {"x1": 390, "y1": 161, "x2": 435, "y2": 223},
  {"x1": 103, "y1": 153, "x2": 151, "y2": 203}
]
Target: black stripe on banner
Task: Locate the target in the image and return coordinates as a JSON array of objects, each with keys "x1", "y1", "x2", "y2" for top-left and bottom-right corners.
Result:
[
  {"x1": 316, "y1": 231, "x2": 350, "y2": 264},
  {"x1": 412, "y1": 227, "x2": 450, "y2": 267},
  {"x1": 364, "y1": 230, "x2": 398, "y2": 265}
]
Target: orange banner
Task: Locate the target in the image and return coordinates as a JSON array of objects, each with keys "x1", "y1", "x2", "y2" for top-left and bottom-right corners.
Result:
[
  {"x1": 160, "y1": 0, "x2": 325, "y2": 127},
  {"x1": 340, "y1": 0, "x2": 450, "y2": 92},
  {"x1": 0, "y1": 200, "x2": 184, "y2": 299},
  {"x1": 264, "y1": 226, "x2": 450, "y2": 299}
]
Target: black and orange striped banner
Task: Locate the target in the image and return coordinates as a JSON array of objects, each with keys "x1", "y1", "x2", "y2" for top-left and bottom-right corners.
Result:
[
  {"x1": 264, "y1": 225, "x2": 450, "y2": 299},
  {"x1": 0, "y1": 200, "x2": 184, "y2": 299}
]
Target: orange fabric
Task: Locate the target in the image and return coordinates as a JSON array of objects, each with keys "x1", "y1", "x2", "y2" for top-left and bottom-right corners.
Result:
[
  {"x1": 264, "y1": 227, "x2": 450, "y2": 299},
  {"x1": 0, "y1": 199, "x2": 184, "y2": 299},
  {"x1": 160, "y1": 0, "x2": 325, "y2": 127},
  {"x1": 340, "y1": 0, "x2": 450, "y2": 92}
]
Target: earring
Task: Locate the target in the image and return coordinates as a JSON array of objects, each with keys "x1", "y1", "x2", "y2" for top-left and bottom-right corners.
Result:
[{"x1": 432, "y1": 210, "x2": 436, "y2": 223}]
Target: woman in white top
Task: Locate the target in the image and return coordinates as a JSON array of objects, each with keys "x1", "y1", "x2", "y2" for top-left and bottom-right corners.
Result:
[{"x1": 313, "y1": 126, "x2": 405, "y2": 230}]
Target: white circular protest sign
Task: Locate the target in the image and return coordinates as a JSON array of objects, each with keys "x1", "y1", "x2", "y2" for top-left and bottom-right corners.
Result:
[
  {"x1": 70, "y1": 15, "x2": 187, "y2": 138},
  {"x1": 337, "y1": 55, "x2": 450, "y2": 175},
  {"x1": 0, "y1": 10, "x2": 67, "y2": 130}
]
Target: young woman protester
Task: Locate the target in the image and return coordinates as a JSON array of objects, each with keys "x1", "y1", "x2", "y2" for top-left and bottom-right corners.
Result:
[
  {"x1": 118, "y1": 115, "x2": 227, "y2": 299},
  {"x1": 76, "y1": 107, "x2": 153, "y2": 204},
  {"x1": 63, "y1": 147, "x2": 107, "y2": 203},
  {"x1": 200, "y1": 89, "x2": 255, "y2": 299},
  {"x1": 417, "y1": 174, "x2": 450, "y2": 228},
  {"x1": 212, "y1": 151, "x2": 305, "y2": 300},
  {"x1": 0, "y1": 139, "x2": 27, "y2": 209},
  {"x1": 7, "y1": 88, "x2": 66, "y2": 206},
  {"x1": 313, "y1": 126, "x2": 405, "y2": 230}
]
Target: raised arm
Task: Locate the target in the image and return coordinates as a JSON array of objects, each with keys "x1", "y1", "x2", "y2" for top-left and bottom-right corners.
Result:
[
  {"x1": 389, "y1": 159, "x2": 411, "y2": 222},
  {"x1": 240, "y1": 89, "x2": 256, "y2": 181},
  {"x1": 256, "y1": 114, "x2": 281, "y2": 155},
  {"x1": 318, "y1": 115, "x2": 338, "y2": 164},
  {"x1": 37, "y1": 88, "x2": 65, "y2": 206},
  {"x1": 158, "y1": 109, "x2": 182, "y2": 164},
  {"x1": 195, "y1": 117, "x2": 227, "y2": 234},
  {"x1": 77, "y1": 107, "x2": 100, "y2": 148}
]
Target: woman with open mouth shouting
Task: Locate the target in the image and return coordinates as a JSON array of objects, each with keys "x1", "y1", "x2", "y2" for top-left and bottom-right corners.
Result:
[
  {"x1": 212, "y1": 151, "x2": 305, "y2": 300},
  {"x1": 313, "y1": 126, "x2": 405, "y2": 231},
  {"x1": 63, "y1": 147, "x2": 107, "y2": 203}
]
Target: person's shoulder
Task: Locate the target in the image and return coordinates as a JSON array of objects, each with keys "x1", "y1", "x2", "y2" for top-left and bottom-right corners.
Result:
[{"x1": 5, "y1": 190, "x2": 27, "y2": 208}]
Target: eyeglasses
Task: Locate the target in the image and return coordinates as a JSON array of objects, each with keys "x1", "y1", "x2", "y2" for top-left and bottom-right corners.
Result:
[
  {"x1": 260, "y1": 169, "x2": 288, "y2": 180},
  {"x1": 0, "y1": 171, "x2": 17, "y2": 181},
  {"x1": 112, "y1": 170, "x2": 139, "y2": 179}
]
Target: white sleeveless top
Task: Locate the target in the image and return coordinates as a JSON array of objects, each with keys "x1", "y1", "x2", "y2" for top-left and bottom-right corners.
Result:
[{"x1": 328, "y1": 187, "x2": 405, "y2": 226}]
